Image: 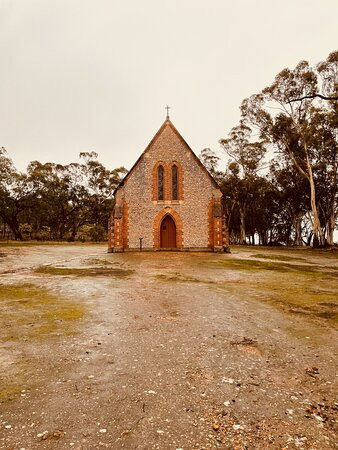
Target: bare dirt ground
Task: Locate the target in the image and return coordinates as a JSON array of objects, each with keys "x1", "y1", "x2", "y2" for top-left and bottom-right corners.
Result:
[{"x1": 0, "y1": 244, "x2": 337, "y2": 449}]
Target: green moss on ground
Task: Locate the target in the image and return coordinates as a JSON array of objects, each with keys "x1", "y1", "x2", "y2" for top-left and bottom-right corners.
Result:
[
  {"x1": 0, "y1": 384, "x2": 27, "y2": 403},
  {"x1": 237, "y1": 245, "x2": 338, "y2": 259},
  {"x1": 0, "y1": 241, "x2": 105, "y2": 247},
  {"x1": 155, "y1": 273, "x2": 203, "y2": 283},
  {"x1": 195, "y1": 251, "x2": 337, "y2": 325},
  {"x1": 0, "y1": 283, "x2": 85, "y2": 342},
  {"x1": 0, "y1": 284, "x2": 43, "y2": 301},
  {"x1": 84, "y1": 258, "x2": 114, "y2": 266},
  {"x1": 0, "y1": 283, "x2": 87, "y2": 403},
  {"x1": 35, "y1": 266, "x2": 134, "y2": 278},
  {"x1": 257, "y1": 282, "x2": 337, "y2": 324},
  {"x1": 213, "y1": 257, "x2": 337, "y2": 278},
  {"x1": 251, "y1": 253, "x2": 309, "y2": 263}
]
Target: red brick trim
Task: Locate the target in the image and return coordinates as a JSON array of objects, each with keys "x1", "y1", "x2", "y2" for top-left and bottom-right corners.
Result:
[
  {"x1": 208, "y1": 199, "x2": 223, "y2": 249},
  {"x1": 208, "y1": 199, "x2": 214, "y2": 248},
  {"x1": 213, "y1": 214, "x2": 223, "y2": 248},
  {"x1": 122, "y1": 202, "x2": 129, "y2": 249},
  {"x1": 113, "y1": 217, "x2": 122, "y2": 248},
  {"x1": 153, "y1": 208, "x2": 183, "y2": 248},
  {"x1": 107, "y1": 211, "x2": 114, "y2": 250},
  {"x1": 222, "y1": 212, "x2": 230, "y2": 247},
  {"x1": 112, "y1": 201, "x2": 129, "y2": 250}
]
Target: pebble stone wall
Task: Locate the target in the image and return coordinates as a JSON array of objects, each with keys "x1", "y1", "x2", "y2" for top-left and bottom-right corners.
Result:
[{"x1": 109, "y1": 119, "x2": 225, "y2": 251}]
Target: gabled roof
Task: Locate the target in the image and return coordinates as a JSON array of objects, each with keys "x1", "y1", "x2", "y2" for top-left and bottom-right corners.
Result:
[{"x1": 114, "y1": 118, "x2": 219, "y2": 195}]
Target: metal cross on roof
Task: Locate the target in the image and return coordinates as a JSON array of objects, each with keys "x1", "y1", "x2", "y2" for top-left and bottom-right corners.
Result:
[{"x1": 165, "y1": 105, "x2": 170, "y2": 119}]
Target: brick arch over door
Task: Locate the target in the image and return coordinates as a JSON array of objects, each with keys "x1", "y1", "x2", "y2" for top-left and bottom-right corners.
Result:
[{"x1": 153, "y1": 208, "x2": 183, "y2": 248}]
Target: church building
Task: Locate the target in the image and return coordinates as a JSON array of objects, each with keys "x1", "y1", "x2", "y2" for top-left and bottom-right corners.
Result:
[{"x1": 108, "y1": 114, "x2": 228, "y2": 252}]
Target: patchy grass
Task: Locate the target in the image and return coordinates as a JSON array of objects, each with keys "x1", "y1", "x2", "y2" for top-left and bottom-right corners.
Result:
[
  {"x1": 251, "y1": 253, "x2": 310, "y2": 263},
  {"x1": 0, "y1": 284, "x2": 43, "y2": 301},
  {"x1": 42, "y1": 305, "x2": 85, "y2": 321},
  {"x1": 193, "y1": 250, "x2": 338, "y2": 325},
  {"x1": 0, "y1": 283, "x2": 85, "y2": 342},
  {"x1": 155, "y1": 273, "x2": 203, "y2": 283},
  {"x1": 235, "y1": 244, "x2": 338, "y2": 259},
  {"x1": 84, "y1": 257, "x2": 114, "y2": 266},
  {"x1": 35, "y1": 265, "x2": 134, "y2": 278},
  {"x1": 212, "y1": 257, "x2": 337, "y2": 278},
  {"x1": 212, "y1": 265, "x2": 338, "y2": 325},
  {"x1": 156, "y1": 255, "x2": 337, "y2": 324},
  {"x1": 0, "y1": 241, "x2": 105, "y2": 247},
  {"x1": 257, "y1": 282, "x2": 338, "y2": 324},
  {"x1": 0, "y1": 384, "x2": 27, "y2": 403}
]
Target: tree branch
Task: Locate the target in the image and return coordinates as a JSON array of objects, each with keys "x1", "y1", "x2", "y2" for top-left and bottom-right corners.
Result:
[{"x1": 288, "y1": 93, "x2": 338, "y2": 102}]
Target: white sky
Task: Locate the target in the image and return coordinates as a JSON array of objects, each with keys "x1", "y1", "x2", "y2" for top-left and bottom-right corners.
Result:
[{"x1": 0, "y1": 0, "x2": 337, "y2": 172}]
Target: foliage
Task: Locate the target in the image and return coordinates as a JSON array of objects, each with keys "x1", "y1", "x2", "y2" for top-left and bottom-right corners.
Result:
[
  {"x1": 215, "y1": 50, "x2": 337, "y2": 247},
  {"x1": 0, "y1": 149, "x2": 126, "y2": 241}
]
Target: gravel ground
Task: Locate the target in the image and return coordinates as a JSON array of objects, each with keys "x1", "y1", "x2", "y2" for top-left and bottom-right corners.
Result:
[{"x1": 0, "y1": 244, "x2": 337, "y2": 449}]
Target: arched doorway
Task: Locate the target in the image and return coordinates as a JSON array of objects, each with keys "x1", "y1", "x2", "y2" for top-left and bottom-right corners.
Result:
[{"x1": 160, "y1": 215, "x2": 176, "y2": 248}]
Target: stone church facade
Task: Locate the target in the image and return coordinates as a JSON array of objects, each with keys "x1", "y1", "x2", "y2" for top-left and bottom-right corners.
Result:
[{"x1": 108, "y1": 117, "x2": 228, "y2": 252}]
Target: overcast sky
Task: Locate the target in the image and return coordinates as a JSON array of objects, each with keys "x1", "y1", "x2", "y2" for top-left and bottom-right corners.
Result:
[{"x1": 0, "y1": 0, "x2": 337, "y2": 172}]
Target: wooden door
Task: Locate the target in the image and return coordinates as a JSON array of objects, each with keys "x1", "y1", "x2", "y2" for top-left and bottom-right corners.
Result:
[{"x1": 160, "y1": 215, "x2": 176, "y2": 248}]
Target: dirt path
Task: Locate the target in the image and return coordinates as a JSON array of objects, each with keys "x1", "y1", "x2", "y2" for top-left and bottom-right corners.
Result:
[{"x1": 0, "y1": 245, "x2": 337, "y2": 449}]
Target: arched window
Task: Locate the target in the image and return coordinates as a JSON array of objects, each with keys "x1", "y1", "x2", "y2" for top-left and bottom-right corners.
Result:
[
  {"x1": 172, "y1": 165, "x2": 178, "y2": 200},
  {"x1": 157, "y1": 165, "x2": 164, "y2": 200}
]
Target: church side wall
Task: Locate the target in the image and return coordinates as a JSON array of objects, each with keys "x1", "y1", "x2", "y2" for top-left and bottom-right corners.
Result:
[{"x1": 119, "y1": 124, "x2": 220, "y2": 249}]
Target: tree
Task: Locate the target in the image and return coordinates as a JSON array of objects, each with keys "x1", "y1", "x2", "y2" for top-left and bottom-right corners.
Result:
[
  {"x1": 269, "y1": 158, "x2": 309, "y2": 245},
  {"x1": 0, "y1": 147, "x2": 35, "y2": 239},
  {"x1": 0, "y1": 147, "x2": 127, "y2": 241},
  {"x1": 199, "y1": 148, "x2": 222, "y2": 182},
  {"x1": 219, "y1": 124, "x2": 266, "y2": 244},
  {"x1": 290, "y1": 51, "x2": 338, "y2": 101},
  {"x1": 79, "y1": 151, "x2": 127, "y2": 232},
  {"x1": 241, "y1": 52, "x2": 337, "y2": 247}
]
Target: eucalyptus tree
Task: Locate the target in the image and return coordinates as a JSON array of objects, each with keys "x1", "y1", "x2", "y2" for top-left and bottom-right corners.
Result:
[
  {"x1": 0, "y1": 147, "x2": 35, "y2": 239},
  {"x1": 219, "y1": 123, "x2": 266, "y2": 244},
  {"x1": 79, "y1": 151, "x2": 127, "y2": 231},
  {"x1": 199, "y1": 148, "x2": 221, "y2": 179},
  {"x1": 241, "y1": 51, "x2": 337, "y2": 246}
]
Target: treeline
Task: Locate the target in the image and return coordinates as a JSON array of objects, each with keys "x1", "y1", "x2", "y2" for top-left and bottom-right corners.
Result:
[
  {"x1": 200, "y1": 50, "x2": 337, "y2": 247},
  {"x1": 0, "y1": 149, "x2": 127, "y2": 241},
  {"x1": 1, "y1": 52, "x2": 336, "y2": 246}
]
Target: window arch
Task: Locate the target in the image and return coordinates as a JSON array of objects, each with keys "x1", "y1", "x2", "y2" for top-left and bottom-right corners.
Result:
[
  {"x1": 157, "y1": 165, "x2": 164, "y2": 200},
  {"x1": 172, "y1": 165, "x2": 178, "y2": 200}
]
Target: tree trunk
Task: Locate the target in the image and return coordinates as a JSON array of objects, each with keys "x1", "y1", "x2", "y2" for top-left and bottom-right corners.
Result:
[
  {"x1": 293, "y1": 215, "x2": 303, "y2": 246},
  {"x1": 58, "y1": 224, "x2": 64, "y2": 240},
  {"x1": 287, "y1": 132, "x2": 325, "y2": 247},
  {"x1": 307, "y1": 160, "x2": 325, "y2": 247},
  {"x1": 260, "y1": 231, "x2": 268, "y2": 246},
  {"x1": 326, "y1": 212, "x2": 336, "y2": 246},
  {"x1": 239, "y1": 208, "x2": 246, "y2": 245},
  {"x1": 7, "y1": 218, "x2": 22, "y2": 240},
  {"x1": 285, "y1": 224, "x2": 291, "y2": 246}
]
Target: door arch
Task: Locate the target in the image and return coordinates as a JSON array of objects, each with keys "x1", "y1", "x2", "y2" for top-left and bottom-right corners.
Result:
[{"x1": 160, "y1": 215, "x2": 176, "y2": 248}]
